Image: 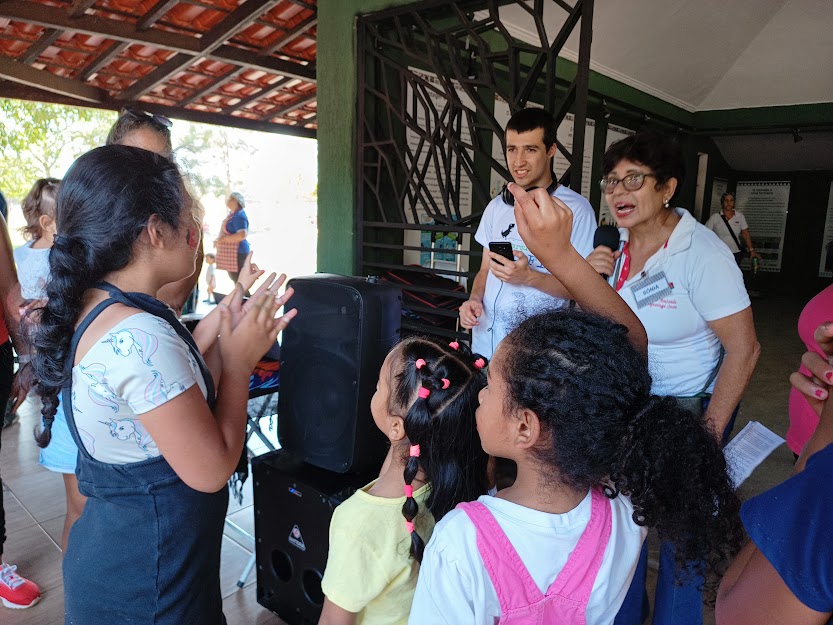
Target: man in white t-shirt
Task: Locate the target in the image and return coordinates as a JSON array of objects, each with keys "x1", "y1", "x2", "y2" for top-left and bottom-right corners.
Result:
[
  {"x1": 459, "y1": 108, "x2": 595, "y2": 358},
  {"x1": 705, "y1": 192, "x2": 762, "y2": 266}
]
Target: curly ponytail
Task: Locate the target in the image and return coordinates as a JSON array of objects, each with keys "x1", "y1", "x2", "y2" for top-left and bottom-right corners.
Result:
[
  {"x1": 501, "y1": 309, "x2": 743, "y2": 586},
  {"x1": 389, "y1": 338, "x2": 489, "y2": 562},
  {"x1": 611, "y1": 395, "x2": 743, "y2": 580},
  {"x1": 31, "y1": 145, "x2": 187, "y2": 447}
]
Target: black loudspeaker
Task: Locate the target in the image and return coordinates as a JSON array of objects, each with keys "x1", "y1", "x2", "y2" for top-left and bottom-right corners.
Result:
[
  {"x1": 253, "y1": 450, "x2": 371, "y2": 625},
  {"x1": 278, "y1": 274, "x2": 401, "y2": 473}
]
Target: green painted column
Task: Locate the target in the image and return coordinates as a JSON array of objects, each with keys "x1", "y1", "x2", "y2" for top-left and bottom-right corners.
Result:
[{"x1": 316, "y1": 0, "x2": 420, "y2": 275}]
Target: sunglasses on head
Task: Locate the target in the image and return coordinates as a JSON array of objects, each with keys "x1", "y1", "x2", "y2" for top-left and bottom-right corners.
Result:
[{"x1": 120, "y1": 107, "x2": 172, "y2": 129}]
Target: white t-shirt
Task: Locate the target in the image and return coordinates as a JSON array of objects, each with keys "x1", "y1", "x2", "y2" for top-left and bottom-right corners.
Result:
[
  {"x1": 618, "y1": 209, "x2": 750, "y2": 397},
  {"x1": 14, "y1": 240, "x2": 51, "y2": 300},
  {"x1": 704, "y1": 211, "x2": 748, "y2": 254},
  {"x1": 472, "y1": 185, "x2": 595, "y2": 358},
  {"x1": 71, "y1": 312, "x2": 207, "y2": 464},
  {"x1": 409, "y1": 492, "x2": 646, "y2": 625}
]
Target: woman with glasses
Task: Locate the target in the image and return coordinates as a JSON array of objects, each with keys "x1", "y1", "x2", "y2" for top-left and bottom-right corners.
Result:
[
  {"x1": 106, "y1": 107, "x2": 173, "y2": 159},
  {"x1": 588, "y1": 129, "x2": 760, "y2": 625}
]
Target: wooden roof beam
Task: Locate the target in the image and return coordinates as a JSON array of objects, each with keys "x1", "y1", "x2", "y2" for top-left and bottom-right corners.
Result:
[
  {"x1": 264, "y1": 91, "x2": 316, "y2": 119},
  {"x1": 1, "y1": 0, "x2": 201, "y2": 54},
  {"x1": 0, "y1": 1, "x2": 315, "y2": 81},
  {"x1": 221, "y1": 75, "x2": 293, "y2": 114},
  {"x1": 21, "y1": 28, "x2": 61, "y2": 65},
  {"x1": 260, "y1": 14, "x2": 316, "y2": 57},
  {"x1": 137, "y1": 0, "x2": 179, "y2": 31},
  {"x1": 0, "y1": 56, "x2": 107, "y2": 103},
  {"x1": 178, "y1": 66, "x2": 247, "y2": 107},
  {"x1": 70, "y1": 0, "x2": 99, "y2": 19},
  {"x1": 122, "y1": 0, "x2": 282, "y2": 100},
  {"x1": 78, "y1": 40, "x2": 130, "y2": 81}
]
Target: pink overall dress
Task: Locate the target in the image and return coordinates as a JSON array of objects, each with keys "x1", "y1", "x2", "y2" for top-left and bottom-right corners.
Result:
[{"x1": 457, "y1": 488, "x2": 612, "y2": 625}]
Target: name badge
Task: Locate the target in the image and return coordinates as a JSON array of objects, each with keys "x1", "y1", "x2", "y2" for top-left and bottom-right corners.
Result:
[{"x1": 630, "y1": 271, "x2": 673, "y2": 309}]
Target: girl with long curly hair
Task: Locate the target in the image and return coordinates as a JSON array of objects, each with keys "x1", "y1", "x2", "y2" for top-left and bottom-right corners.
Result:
[{"x1": 410, "y1": 184, "x2": 744, "y2": 624}]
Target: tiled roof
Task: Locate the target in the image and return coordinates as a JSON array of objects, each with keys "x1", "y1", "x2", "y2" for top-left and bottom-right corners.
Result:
[{"x1": 0, "y1": 0, "x2": 317, "y2": 136}]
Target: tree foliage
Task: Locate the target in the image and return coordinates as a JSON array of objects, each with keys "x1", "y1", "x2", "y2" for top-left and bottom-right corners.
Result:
[
  {"x1": 175, "y1": 124, "x2": 258, "y2": 201},
  {"x1": 0, "y1": 100, "x2": 115, "y2": 201}
]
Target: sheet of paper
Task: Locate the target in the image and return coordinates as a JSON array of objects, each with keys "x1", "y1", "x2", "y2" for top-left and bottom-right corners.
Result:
[{"x1": 724, "y1": 421, "x2": 785, "y2": 489}]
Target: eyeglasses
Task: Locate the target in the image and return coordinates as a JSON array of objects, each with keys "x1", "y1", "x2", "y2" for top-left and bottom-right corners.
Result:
[
  {"x1": 120, "y1": 107, "x2": 172, "y2": 129},
  {"x1": 599, "y1": 173, "x2": 656, "y2": 194}
]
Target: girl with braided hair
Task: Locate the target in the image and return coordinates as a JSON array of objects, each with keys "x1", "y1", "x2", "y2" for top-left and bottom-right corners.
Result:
[
  {"x1": 409, "y1": 185, "x2": 743, "y2": 624},
  {"x1": 29, "y1": 145, "x2": 295, "y2": 624},
  {"x1": 319, "y1": 337, "x2": 489, "y2": 625}
]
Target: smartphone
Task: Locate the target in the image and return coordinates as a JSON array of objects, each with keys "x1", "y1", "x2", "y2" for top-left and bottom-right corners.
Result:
[{"x1": 489, "y1": 242, "x2": 515, "y2": 265}]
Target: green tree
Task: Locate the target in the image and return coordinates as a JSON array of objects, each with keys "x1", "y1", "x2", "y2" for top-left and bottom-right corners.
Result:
[
  {"x1": 0, "y1": 100, "x2": 115, "y2": 201},
  {"x1": 175, "y1": 124, "x2": 257, "y2": 200}
]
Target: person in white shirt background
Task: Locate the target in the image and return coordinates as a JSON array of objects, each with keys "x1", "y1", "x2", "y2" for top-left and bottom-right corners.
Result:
[
  {"x1": 705, "y1": 192, "x2": 763, "y2": 266},
  {"x1": 459, "y1": 107, "x2": 595, "y2": 359}
]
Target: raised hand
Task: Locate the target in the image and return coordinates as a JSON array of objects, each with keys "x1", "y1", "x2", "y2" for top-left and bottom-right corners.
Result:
[
  {"x1": 511, "y1": 182, "x2": 574, "y2": 269},
  {"x1": 237, "y1": 251, "x2": 265, "y2": 293}
]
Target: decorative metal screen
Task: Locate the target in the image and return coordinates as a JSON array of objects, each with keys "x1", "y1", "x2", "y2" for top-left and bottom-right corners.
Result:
[{"x1": 357, "y1": 0, "x2": 594, "y2": 340}]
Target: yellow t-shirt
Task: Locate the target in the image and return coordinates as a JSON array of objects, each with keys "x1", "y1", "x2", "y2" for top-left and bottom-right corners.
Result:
[{"x1": 321, "y1": 479, "x2": 435, "y2": 625}]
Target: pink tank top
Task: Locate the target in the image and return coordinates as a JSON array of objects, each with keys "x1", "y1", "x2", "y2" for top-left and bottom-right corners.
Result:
[{"x1": 457, "y1": 488, "x2": 612, "y2": 625}]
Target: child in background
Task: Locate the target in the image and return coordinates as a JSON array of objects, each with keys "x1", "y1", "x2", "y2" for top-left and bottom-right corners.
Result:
[
  {"x1": 7, "y1": 178, "x2": 59, "y2": 421},
  {"x1": 318, "y1": 338, "x2": 489, "y2": 625},
  {"x1": 409, "y1": 185, "x2": 744, "y2": 624},
  {"x1": 204, "y1": 253, "x2": 217, "y2": 304},
  {"x1": 14, "y1": 178, "x2": 59, "y2": 305}
]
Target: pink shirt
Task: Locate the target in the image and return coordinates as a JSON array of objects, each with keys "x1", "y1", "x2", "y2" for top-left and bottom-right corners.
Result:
[{"x1": 787, "y1": 284, "x2": 833, "y2": 454}]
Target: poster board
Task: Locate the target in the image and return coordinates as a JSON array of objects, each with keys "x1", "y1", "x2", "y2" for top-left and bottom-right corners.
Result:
[
  {"x1": 710, "y1": 178, "x2": 728, "y2": 216},
  {"x1": 489, "y1": 96, "x2": 596, "y2": 201},
  {"x1": 819, "y1": 182, "x2": 833, "y2": 277},
  {"x1": 735, "y1": 181, "x2": 791, "y2": 272},
  {"x1": 598, "y1": 124, "x2": 636, "y2": 225}
]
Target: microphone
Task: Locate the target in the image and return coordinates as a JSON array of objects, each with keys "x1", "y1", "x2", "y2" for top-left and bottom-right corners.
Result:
[{"x1": 593, "y1": 225, "x2": 620, "y2": 281}]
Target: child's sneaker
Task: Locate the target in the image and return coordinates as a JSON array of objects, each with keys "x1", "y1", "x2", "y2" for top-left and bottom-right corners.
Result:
[{"x1": 0, "y1": 563, "x2": 41, "y2": 608}]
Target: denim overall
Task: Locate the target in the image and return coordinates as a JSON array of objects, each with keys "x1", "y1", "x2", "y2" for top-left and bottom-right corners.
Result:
[
  {"x1": 62, "y1": 284, "x2": 228, "y2": 625},
  {"x1": 457, "y1": 488, "x2": 612, "y2": 625}
]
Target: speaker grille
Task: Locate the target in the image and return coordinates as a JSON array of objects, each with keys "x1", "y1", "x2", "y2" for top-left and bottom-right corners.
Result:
[{"x1": 278, "y1": 275, "x2": 400, "y2": 473}]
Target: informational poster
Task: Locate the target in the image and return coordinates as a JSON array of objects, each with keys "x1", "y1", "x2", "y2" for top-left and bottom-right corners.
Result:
[
  {"x1": 710, "y1": 178, "x2": 728, "y2": 216},
  {"x1": 819, "y1": 182, "x2": 833, "y2": 277},
  {"x1": 403, "y1": 68, "x2": 473, "y2": 279},
  {"x1": 598, "y1": 124, "x2": 636, "y2": 225},
  {"x1": 489, "y1": 95, "x2": 596, "y2": 201},
  {"x1": 735, "y1": 181, "x2": 791, "y2": 272}
]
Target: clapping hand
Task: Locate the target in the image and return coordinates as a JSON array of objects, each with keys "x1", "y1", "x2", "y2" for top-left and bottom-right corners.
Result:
[{"x1": 218, "y1": 282, "x2": 297, "y2": 372}]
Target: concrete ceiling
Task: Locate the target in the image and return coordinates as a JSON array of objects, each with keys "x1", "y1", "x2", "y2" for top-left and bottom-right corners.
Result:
[
  {"x1": 488, "y1": 0, "x2": 833, "y2": 112},
  {"x1": 713, "y1": 132, "x2": 833, "y2": 172}
]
